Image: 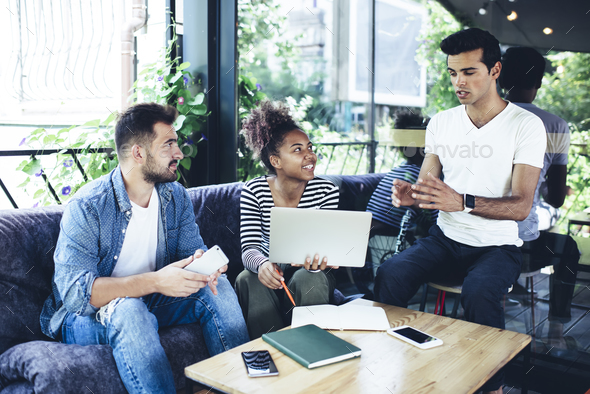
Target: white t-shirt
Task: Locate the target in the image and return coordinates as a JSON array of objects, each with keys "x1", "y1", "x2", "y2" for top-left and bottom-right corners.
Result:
[
  {"x1": 425, "y1": 102, "x2": 546, "y2": 247},
  {"x1": 111, "y1": 188, "x2": 159, "y2": 277},
  {"x1": 514, "y1": 103, "x2": 570, "y2": 241}
]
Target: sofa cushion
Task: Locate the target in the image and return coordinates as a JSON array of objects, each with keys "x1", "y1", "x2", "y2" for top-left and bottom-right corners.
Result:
[
  {"x1": 0, "y1": 323, "x2": 209, "y2": 393},
  {"x1": 0, "y1": 206, "x2": 65, "y2": 355},
  {"x1": 188, "y1": 182, "x2": 244, "y2": 285},
  {"x1": 322, "y1": 173, "x2": 386, "y2": 211},
  {"x1": 0, "y1": 341, "x2": 125, "y2": 394}
]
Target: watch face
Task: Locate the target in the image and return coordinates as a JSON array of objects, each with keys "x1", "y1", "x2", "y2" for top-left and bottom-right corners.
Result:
[{"x1": 466, "y1": 194, "x2": 475, "y2": 209}]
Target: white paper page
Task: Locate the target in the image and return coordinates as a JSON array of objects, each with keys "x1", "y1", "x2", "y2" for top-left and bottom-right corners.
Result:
[
  {"x1": 337, "y1": 305, "x2": 390, "y2": 331},
  {"x1": 291, "y1": 305, "x2": 341, "y2": 329}
]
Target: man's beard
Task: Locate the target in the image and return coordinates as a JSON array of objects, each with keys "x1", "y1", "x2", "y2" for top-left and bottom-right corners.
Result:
[{"x1": 143, "y1": 155, "x2": 177, "y2": 184}]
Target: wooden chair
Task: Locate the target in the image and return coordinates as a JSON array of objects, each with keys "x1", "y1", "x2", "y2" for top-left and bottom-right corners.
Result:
[{"x1": 420, "y1": 278, "x2": 520, "y2": 318}]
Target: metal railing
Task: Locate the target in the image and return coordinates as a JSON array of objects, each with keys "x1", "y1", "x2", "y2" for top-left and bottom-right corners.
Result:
[
  {"x1": 0, "y1": 148, "x2": 114, "y2": 208},
  {"x1": 0, "y1": 140, "x2": 400, "y2": 209},
  {"x1": 317, "y1": 141, "x2": 404, "y2": 176}
]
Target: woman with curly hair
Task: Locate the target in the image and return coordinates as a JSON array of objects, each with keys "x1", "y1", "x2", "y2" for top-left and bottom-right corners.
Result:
[{"x1": 235, "y1": 100, "x2": 340, "y2": 339}]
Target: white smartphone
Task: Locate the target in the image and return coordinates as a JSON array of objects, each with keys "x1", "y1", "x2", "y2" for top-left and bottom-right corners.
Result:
[
  {"x1": 184, "y1": 245, "x2": 229, "y2": 275},
  {"x1": 387, "y1": 325, "x2": 443, "y2": 349}
]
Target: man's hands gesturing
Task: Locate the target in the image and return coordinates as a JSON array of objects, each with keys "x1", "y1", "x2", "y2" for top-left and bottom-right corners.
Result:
[{"x1": 410, "y1": 173, "x2": 464, "y2": 212}]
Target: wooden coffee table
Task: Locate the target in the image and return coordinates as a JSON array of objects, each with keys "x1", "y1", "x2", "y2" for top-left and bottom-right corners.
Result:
[{"x1": 185, "y1": 299, "x2": 531, "y2": 394}]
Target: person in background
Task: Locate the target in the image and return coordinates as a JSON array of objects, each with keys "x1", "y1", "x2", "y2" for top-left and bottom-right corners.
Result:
[
  {"x1": 235, "y1": 100, "x2": 340, "y2": 339},
  {"x1": 500, "y1": 46, "x2": 580, "y2": 348},
  {"x1": 358, "y1": 111, "x2": 437, "y2": 298},
  {"x1": 40, "y1": 103, "x2": 249, "y2": 394}
]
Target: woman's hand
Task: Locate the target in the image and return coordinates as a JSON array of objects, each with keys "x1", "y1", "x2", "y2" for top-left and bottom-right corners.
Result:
[
  {"x1": 291, "y1": 254, "x2": 338, "y2": 271},
  {"x1": 258, "y1": 261, "x2": 284, "y2": 289}
]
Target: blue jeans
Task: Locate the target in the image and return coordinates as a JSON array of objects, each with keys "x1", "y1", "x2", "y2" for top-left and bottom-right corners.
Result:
[
  {"x1": 375, "y1": 225, "x2": 522, "y2": 391},
  {"x1": 61, "y1": 276, "x2": 249, "y2": 394}
]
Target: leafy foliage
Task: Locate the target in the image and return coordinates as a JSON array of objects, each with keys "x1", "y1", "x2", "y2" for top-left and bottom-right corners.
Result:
[
  {"x1": 17, "y1": 31, "x2": 208, "y2": 206},
  {"x1": 130, "y1": 34, "x2": 208, "y2": 180},
  {"x1": 237, "y1": 0, "x2": 299, "y2": 71},
  {"x1": 237, "y1": 73, "x2": 268, "y2": 181},
  {"x1": 535, "y1": 52, "x2": 590, "y2": 128},
  {"x1": 415, "y1": 0, "x2": 462, "y2": 118},
  {"x1": 16, "y1": 114, "x2": 118, "y2": 206}
]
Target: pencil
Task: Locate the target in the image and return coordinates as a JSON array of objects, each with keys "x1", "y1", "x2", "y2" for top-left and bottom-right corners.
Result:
[{"x1": 276, "y1": 268, "x2": 296, "y2": 306}]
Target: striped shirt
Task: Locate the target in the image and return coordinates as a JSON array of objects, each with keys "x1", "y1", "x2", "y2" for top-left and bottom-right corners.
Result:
[
  {"x1": 240, "y1": 176, "x2": 340, "y2": 273},
  {"x1": 366, "y1": 163, "x2": 437, "y2": 228}
]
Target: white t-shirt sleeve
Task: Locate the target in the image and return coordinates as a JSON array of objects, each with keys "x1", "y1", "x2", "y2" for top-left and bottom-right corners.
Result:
[
  {"x1": 513, "y1": 116, "x2": 546, "y2": 169},
  {"x1": 424, "y1": 115, "x2": 438, "y2": 156},
  {"x1": 547, "y1": 119, "x2": 570, "y2": 165}
]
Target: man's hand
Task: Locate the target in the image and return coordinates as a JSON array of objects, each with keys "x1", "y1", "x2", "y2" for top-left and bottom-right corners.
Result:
[
  {"x1": 410, "y1": 173, "x2": 463, "y2": 212},
  {"x1": 259, "y1": 261, "x2": 284, "y2": 290},
  {"x1": 291, "y1": 254, "x2": 338, "y2": 271},
  {"x1": 391, "y1": 179, "x2": 416, "y2": 207},
  {"x1": 192, "y1": 249, "x2": 227, "y2": 295},
  {"x1": 155, "y1": 253, "x2": 214, "y2": 297}
]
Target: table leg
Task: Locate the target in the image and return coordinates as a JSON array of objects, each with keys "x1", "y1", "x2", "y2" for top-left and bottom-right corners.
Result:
[
  {"x1": 185, "y1": 376, "x2": 194, "y2": 394},
  {"x1": 521, "y1": 342, "x2": 531, "y2": 394}
]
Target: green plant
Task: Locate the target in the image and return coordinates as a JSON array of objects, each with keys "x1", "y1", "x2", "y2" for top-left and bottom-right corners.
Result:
[
  {"x1": 416, "y1": 0, "x2": 462, "y2": 117},
  {"x1": 535, "y1": 52, "x2": 590, "y2": 128},
  {"x1": 237, "y1": 73, "x2": 268, "y2": 182},
  {"x1": 130, "y1": 33, "x2": 209, "y2": 183},
  {"x1": 17, "y1": 31, "x2": 208, "y2": 206},
  {"x1": 237, "y1": 0, "x2": 300, "y2": 72},
  {"x1": 16, "y1": 113, "x2": 118, "y2": 206}
]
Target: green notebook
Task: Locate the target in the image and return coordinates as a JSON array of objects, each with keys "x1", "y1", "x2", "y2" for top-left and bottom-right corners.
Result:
[{"x1": 262, "y1": 324, "x2": 362, "y2": 369}]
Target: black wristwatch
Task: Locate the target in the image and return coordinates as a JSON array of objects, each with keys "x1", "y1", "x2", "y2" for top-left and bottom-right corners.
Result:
[{"x1": 463, "y1": 194, "x2": 475, "y2": 213}]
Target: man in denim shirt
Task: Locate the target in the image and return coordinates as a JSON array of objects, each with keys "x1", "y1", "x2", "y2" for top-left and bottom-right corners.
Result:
[{"x1": 40, "y1": 103, "x2": 249, "y2": 394}]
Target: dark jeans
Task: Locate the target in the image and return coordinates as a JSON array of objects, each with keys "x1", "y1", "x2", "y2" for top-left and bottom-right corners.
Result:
[
  {"x1": 521, "y1": 231, "x2": 580, "y2": 322},
  {"x1": 375, "y1": 225, "x2": 522, "y2": 391}
]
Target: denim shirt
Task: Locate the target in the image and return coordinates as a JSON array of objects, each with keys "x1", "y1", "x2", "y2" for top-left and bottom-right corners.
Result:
[{"x1": 40, "y1": 166, "x2": 206, "y2": 339}]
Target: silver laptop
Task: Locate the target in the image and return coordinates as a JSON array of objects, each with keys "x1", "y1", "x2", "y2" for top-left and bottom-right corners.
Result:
[{"x1": 269, "y1": 207, "x2": 373, "y2": 268}]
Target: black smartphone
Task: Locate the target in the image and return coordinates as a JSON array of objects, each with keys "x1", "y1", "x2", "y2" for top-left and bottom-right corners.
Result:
[{"x1": 241, "y1": 351, "x2": 279, "y2": 377}]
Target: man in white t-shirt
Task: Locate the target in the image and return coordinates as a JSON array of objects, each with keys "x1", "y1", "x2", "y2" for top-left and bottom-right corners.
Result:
[
  {"x1": 500, "y1": 47, "x2": 579, "y2": 344},
  {"x1": 374, "y1": 28, "x2": 546, "y2": 394},
  {"x1": 41, "y1": 103, "x2": 249, "y2": 394}
]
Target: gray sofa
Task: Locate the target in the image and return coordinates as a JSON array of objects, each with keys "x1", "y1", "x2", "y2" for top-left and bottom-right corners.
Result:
[{"x1": 0, "y1": 173, "x2": 384, "y2": 393}]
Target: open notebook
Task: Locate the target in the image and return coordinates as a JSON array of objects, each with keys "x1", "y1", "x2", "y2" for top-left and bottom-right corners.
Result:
[{"x1": 291, "y1": 304, "x2": 390, "y2": 331}]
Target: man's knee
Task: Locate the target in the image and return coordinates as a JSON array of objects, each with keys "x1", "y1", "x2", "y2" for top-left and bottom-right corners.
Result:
[
  {"x1": 101, "y1": 297, "x2": 157, "y2": 333},
  {"x1": 461, "y1": 280, "x2": 504, "y2": 308},
  {"x1": 376, "y1": 254, "x2": 411, "y2": 284}
]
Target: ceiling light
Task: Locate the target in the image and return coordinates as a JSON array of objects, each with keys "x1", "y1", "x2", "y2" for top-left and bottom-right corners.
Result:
[
  {"x1": 543, "y1": 27, "x2": 553, "y2": 35},
  {"x1": 478, "y1": 2, "x2": 489, "y2": 15},
  {"x1": 507, "y1": 11, "x2": 518, "y2": 21}
]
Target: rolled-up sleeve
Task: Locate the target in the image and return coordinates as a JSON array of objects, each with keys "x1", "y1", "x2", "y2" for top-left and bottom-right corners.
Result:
[{"x1": 54, "y1": 200, "x2": 101, "y2": 316}]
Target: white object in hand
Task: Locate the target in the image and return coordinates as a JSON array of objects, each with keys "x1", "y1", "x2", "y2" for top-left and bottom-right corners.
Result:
[{"x1": 184, "y1": 245, "x2": 229, "y2": 275}]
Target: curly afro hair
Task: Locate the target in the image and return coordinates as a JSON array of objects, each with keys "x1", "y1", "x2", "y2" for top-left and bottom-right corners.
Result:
[{"x1": 242, "y1": 99, "x2": 301, "y2": 174}]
